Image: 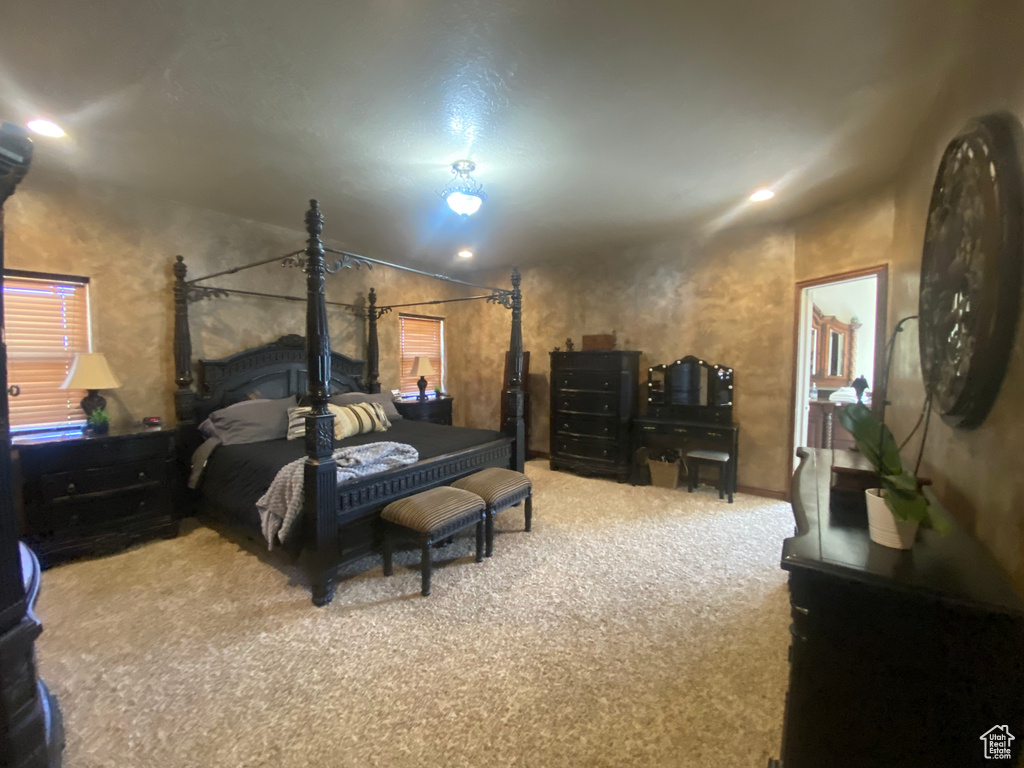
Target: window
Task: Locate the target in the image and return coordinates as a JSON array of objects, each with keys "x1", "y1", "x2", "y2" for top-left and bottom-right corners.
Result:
[
  {"x1": 398, "y1": 314, "x2": 444, "y2": 397},
  {"x1": 3, "y1": 271, "x2": 91, "y2": 433}
]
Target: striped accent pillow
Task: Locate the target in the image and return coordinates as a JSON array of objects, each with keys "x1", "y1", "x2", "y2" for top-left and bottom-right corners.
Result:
[
  {"x1": 332, "y1": 402, "x2": 391, "y2": 439},
  {"x1": 286, "y1": 403, "x2": 392, "y2": 441}
]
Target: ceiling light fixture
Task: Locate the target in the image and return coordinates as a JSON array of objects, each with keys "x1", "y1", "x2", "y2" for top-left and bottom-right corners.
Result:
[
  {"x1": 457, "y1": 249, "x2": 474, "y2": 259},
  {"x1": 750, "y1": 188, "x2": 775, "y2": 202},
  {"x1": 439, "y1": 160, "x2": 486, "y2": 216},
  {"x1": 26, "y1": 118, "x2": 65, "y2": 138}
]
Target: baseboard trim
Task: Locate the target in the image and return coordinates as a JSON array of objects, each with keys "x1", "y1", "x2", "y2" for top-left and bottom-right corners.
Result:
[{"x1": 738, "y1": 485, "x2": 788, "y2": 501}]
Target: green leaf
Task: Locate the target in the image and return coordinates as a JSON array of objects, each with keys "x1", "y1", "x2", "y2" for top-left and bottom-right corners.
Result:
[{"x1": 838, "y1": 404, "x2": 902, "y2": 476}]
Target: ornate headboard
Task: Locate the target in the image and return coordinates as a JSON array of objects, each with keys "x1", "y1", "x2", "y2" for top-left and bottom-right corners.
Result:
[{"x1": 193, "y1": 334, "x2": 366, "y2": 423}]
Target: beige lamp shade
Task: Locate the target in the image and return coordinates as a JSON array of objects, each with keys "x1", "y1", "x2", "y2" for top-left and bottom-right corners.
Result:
[
  {"x1": 61, "y1": 353, "x2": 122, "y2": 390},
  {"x1": 409, "y1": 356, "x2": 435, "y2": 377}
]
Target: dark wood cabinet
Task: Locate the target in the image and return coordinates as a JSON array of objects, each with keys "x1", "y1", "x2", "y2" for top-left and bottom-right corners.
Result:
[
  {"x1": 549, "y1": 351, "x2": 640, "y2": 482},
  {"x1": 773, "y1": 448, "x2": 1024, "y2": 768},
  {"x1": 394, "y1": 395, "x2": 453, "y2": 425},
  {"x1": 15, "y1": 428, "x2": 177, "y2": 566}
]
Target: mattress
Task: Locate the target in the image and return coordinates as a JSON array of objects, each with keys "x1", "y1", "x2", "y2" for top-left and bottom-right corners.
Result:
[{"x1": 198, "y1": 419, "x2": 506, "y2": 529}]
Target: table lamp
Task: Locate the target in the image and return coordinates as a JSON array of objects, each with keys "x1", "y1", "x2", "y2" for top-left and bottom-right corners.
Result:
[
  {"x1": 61, "y1": 352, "x2": 121, "y2": 417},
  {"x1": 409, "y1": 356, "x2": 435, "y2": 400}
]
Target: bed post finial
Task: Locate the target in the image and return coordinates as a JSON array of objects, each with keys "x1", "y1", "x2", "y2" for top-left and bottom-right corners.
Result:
[
  {"x1": 172, "y1": 255, "x2": 196, "y2": 424},
  {"x1": 302, "y1": 199, "x2": 338, "y2": 607},
  {"x1": 366, "y1": 287, "x2": 381, "y2": 393},
  {"x1": 503, "y1": 266, "x2": 526, "y2": 472}
]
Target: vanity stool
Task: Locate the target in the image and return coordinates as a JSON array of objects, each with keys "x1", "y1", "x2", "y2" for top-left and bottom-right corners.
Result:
[
  {"x1": 686, "y1": 449, "x2": 733, "y2": 503},
  {"x1": 451, "y1": 468, "x2": 532, "y2": 557},
  {"x1": 381, "y1": 486, "x2": 486, "y2": 596}
]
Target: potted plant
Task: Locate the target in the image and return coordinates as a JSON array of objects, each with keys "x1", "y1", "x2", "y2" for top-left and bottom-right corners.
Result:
[
  {"x1": 86, "y1": 406, "x2": 110, "y2": 435},
  {"x1": 838, "y1": 403, "x2": 948, "y2": 548}
]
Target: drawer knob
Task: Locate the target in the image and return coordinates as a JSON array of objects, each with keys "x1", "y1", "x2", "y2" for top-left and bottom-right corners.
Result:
[
  {"x1": 562, "y1": 423, "x2": 569, "y2": 430},
  {"x1": 138, "y1": 471, "x2": 147, "y2": 480},
  {"x1": 603, "y1": 404, "x2": 609, "y2": 412},
  {"x1": 602, "y1": 450, "x2": 608, "y2": 457},
  {"x1": 138, "y1": 501, "x2": 147, "y2": 510},
  {"x1": 603, "y1": 381, "x2": 610, "y2": 389},
  {"x1": 603, "y1": 427, "x2": 610, "y2": 435},
  {"x1": 563, "y1": 380, "x2": 568, "y2": 387},
  {"x1": 66, "y1": 482, "x2": 77, "y2": 494}
]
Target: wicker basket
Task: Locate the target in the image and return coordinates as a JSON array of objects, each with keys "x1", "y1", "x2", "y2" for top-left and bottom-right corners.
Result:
[{"x1": 647, "y1": 459, "x2": 680, "y2": 489}]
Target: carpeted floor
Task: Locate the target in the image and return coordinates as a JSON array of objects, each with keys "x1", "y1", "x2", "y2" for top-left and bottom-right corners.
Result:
[{"x1": 36, "y1": 461, "x2": 793, "y2": 768}]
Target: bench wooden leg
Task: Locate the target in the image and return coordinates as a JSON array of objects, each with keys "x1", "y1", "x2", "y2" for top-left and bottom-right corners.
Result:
[
  {"x1": 476, "y1": 517, "x2": 485, "y2": 563},
  {"x1": 382, "y1": 526, "x2": 394, "y2": 576},
  {"x1": 484, "y1": 511, "x2": 495, "y2": 558},
  {"x1": 421, "y1": 541, "x2": 433, "y2": 597},
  {"x1": 524, "y1": 494, "x2": 533, "y2": 532}
]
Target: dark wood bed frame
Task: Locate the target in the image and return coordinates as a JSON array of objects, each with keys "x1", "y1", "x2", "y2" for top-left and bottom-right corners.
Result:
[{"x1": 171, "y1": 200, "x2": 525, "y2": 606}]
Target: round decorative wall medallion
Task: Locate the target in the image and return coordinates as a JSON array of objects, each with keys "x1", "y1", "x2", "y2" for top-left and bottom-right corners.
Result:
[{"x1": 919, "y1": 112, "x2": 1024, "y2": 429}]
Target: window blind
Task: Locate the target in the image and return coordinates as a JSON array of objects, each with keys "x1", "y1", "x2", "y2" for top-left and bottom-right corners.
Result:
[
  {"x1": 398, "y1": 314, "x2": 444, "y2": 396},
  {"x1": 3, "y1": 274, "x2": 90, "y2": 432}
]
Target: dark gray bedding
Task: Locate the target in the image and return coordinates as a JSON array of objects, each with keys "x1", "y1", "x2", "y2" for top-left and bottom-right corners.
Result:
[{"x1": 198, "y1": 420, "x2": 506, "y2": 529}]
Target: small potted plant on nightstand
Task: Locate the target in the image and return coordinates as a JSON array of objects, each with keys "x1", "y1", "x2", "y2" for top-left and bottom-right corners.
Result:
[
  {"x1": 86, "y1": 406, "x2": 110, "y2": 435},
  {"x1": 838, "y1": 403, "x2": 948, "y2": 548}
]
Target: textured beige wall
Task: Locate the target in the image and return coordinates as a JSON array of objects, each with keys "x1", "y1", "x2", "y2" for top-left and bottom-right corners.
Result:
[
  {"x1": 882, "y1": 1, "x2": 1024, "y2": 593},
  {"x1": 4, "y1": 173, "x2": 468, "y2": 428},
  {"x1": 449, "y1": 228, "x2": 797, "y2": 494}
]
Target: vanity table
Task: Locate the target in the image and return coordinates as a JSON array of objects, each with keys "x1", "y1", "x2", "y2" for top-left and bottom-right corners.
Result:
[{"x1": 632, "y1": 356, "x2": 738, "y2": 490}]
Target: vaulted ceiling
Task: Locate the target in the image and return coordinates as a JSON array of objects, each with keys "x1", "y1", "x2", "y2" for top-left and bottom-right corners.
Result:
[{"x1": 0, "y1": 0, "x2": 981, "y2": 268}]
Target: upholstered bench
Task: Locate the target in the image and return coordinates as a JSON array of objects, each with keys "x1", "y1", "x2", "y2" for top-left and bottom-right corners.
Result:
[
  {"x1": 686, "y1": 449, "x2": 733, "y2": 503},
  {"x1": 451, "y1": 468, "x2": 532, "y2": 557},
  {"x1": 381, "y1": 486, "x2": 486, "y2": 596}
]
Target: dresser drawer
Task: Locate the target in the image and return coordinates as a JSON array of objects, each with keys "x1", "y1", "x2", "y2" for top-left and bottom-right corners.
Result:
[
  {"x1": 551, "y1": 352, "x2": 627, "y2": 372},
  {"x1": 41, "y1": 459, "x2": 168, "y2": 503},
  {"x1": 20, "y1": 431, "x2": 171, "y2": 475},
  {"x1": 552, "y1": 370, "x2": 621, "y2": 393},
  {"x1": 552, "y1": 415, "x2": 619, "y2": 439},
  {"x1": 33, "y1": 489, "x2": 170, "y2": 534},
  {"x1": 553, "y1": 391, "x2": 618, "y2": 415},
  {"x1": 553, "y1": 435, "x2": 620, "y2": 463}
]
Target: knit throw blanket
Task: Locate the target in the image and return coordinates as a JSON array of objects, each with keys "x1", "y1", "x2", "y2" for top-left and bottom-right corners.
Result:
[{"x1": 257, "y1": 441, "x2": 419, "y2": 549}]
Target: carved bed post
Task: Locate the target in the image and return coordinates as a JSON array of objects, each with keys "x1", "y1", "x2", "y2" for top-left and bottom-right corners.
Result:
[
  {"x1": 172, "y1": 255, "x2": 196, "y2": 426},
  {"x1": 366, "y1": 287, "x2": 381, "y2": 394},
  {"x1": 503, "y1": 268, "x2": 526, "y2": 472},
  {"x1": 301, "y1": 200, "x2": 339, "y2": 607}
]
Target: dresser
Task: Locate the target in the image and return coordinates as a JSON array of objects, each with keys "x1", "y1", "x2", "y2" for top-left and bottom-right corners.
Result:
[
  {"x1": 549, "y1": 351, "x2": 641, "y2": 482},
  {"x1": 394, "y1": 395, "x2": 453, "y2": 425},
  {"x1": 15, "y1": 428, "x2": 177, "y2": 566},
  {"x1": 771, "y1": 448, "x2": 1024, "y2": 768}
]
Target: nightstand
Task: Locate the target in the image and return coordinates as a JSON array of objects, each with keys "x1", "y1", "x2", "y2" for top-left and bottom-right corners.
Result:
[
  {"x1": 393, "y1": 395, "x2": 454, "y2": 425},
  {"x1": 14, "y1": 427, "x2": 177, "y2": 567}
]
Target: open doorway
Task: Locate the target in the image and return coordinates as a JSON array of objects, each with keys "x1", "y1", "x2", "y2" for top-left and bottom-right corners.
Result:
[{"x1": 791, "y1": 266, "x2": 888, "y2": 465}]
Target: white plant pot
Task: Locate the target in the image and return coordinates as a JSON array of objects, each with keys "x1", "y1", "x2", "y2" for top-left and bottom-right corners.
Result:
[{"x1": 865, "y1": 488, "x2": 919, "y2": 550}]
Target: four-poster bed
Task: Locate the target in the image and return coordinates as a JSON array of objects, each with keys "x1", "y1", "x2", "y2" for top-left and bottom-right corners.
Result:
[{"x1": 172, "y1": 200, "x2": 526, "y2": 606}]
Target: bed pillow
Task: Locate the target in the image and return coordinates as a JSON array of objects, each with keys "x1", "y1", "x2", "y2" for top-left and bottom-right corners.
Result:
[
  {"x1": 329, "y1": 391, "x2": 403, "y2": 421},
  {"x1": 333, "y1": 402, "x2": 392, "y2": 439},
  {"x1": 287, "y1": 402, "x2": 391, "y2": 441},
  {"x1": 206, "y1": 397, "x2": 294, "y2": 445}
]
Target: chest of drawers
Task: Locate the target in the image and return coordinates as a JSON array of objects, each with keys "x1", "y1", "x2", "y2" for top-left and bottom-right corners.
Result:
[
  {"x1": 549, "y1": 351, "x2": 641, "y2": 482},
  {"x1": 15, "y1": 428, "x2": 178, "y2": 566}
]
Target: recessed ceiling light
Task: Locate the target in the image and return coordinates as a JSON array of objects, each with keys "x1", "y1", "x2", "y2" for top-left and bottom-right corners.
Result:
[
  {"x1": 457, "y1": 249, "x2": 474, "y2": 259},
  {"x1": 750, "y1": 188, "x2": 775, "y2": 202},
  {"x1": 26, "y1": 119, "x2": 65, "y2": 138}
]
